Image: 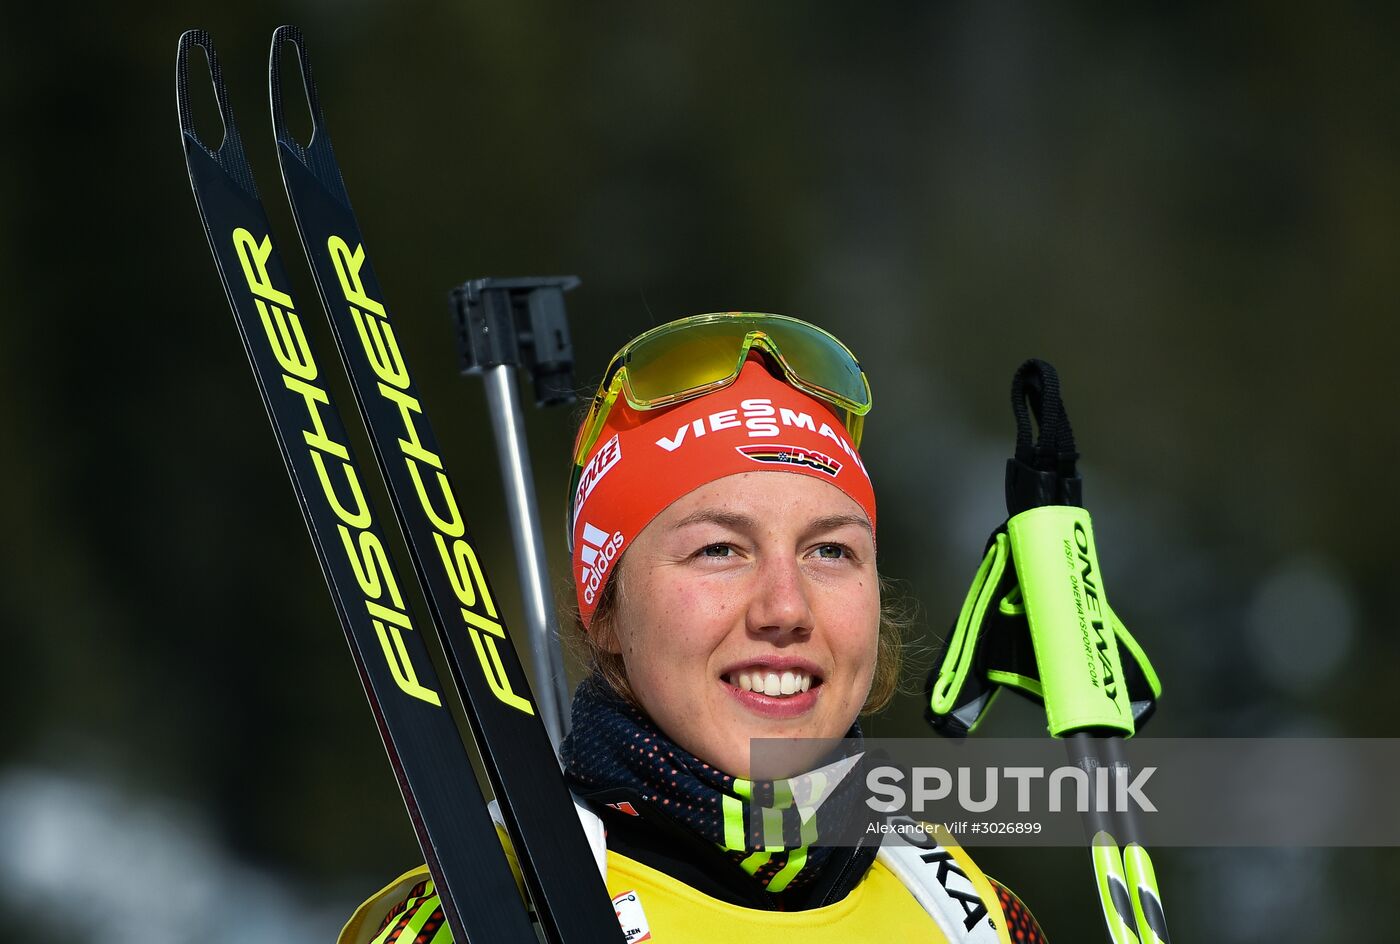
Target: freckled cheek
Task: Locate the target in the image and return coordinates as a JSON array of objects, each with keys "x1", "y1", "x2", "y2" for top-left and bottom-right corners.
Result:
[
  {"x1": 649, "y1": 608, "x2": 738, "y2": 693},
  {"x1": 670, "y1": 583, "x2": 742, "y2": 630},
  {"x1": 821, "y1": 606, "x2": 880, "y2": 687},
  {"x1": 655, "y1": 622, "x2": 720, "y2": 673},
  {"x1": 628, "y1": 604, "x2": 713, "y2": 686}
]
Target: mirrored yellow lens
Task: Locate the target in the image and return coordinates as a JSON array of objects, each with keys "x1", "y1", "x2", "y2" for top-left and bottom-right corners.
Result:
[
  {"x1": 620, "y1": 313, "x2": 871, "y2": 412},
  {"x1": 622, "y1": 318, "x2": 753, "y2": 405},
  {"x1": 769, "y1": 323, "x2": 870, "y2": 412},
  {"x1": 570, "y1": 312, "x2": 871, "y2": 473}
]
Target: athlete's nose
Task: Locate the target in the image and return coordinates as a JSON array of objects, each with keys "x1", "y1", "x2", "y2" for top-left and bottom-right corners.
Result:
[{"x1": 746, "y1": 554, "x2": 815, "y2": 638}]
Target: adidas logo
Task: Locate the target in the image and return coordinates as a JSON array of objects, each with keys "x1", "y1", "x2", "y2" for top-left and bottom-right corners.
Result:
[{"x1": 579, "y1": 522, "x2": 626, "y2": 605}]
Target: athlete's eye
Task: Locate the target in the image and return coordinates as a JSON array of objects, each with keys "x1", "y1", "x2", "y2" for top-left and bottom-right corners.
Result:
[
  {"x1": 814, "y1": 543, "x2": 849, "y2": 560},
  {"x1": 701, "y1": 544, "x2": 733, "y2": 558}
]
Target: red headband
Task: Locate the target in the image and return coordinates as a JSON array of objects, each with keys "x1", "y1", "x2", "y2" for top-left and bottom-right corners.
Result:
[{"x1": 571, "y1": 359, "x2": 877, "y2": 626}]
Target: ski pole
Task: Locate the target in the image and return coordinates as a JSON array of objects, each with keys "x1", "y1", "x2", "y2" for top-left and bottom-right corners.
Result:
[
  {"x1": 1004, "y1": 363, "x2": 1170, "y2": 943},
  {"x1": 925, "y1": 358, "x2": 1170, "y2": 944},
  {"x1": 453, "y1": 277, "x2": 581, "y2": 749}
]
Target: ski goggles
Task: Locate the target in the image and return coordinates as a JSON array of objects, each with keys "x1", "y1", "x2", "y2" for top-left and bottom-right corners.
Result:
[{"x1": 568, "y1": 312, "x2": 872, "y2": 518}]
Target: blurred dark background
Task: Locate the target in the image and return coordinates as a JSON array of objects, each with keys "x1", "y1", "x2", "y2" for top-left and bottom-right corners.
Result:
[{"x1": 2, "y1": 3, "x2": 1397, "y2": 941}]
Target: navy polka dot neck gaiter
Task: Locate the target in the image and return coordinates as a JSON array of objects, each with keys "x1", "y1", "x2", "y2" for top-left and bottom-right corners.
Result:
[{"x1": 561, "y1": 676, "x2": 865, "y2": 895}]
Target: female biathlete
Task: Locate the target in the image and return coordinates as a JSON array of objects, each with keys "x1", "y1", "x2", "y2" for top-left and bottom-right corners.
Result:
[{"x1": 340, "y1": 313, "x2": 1047, "y2": 943}]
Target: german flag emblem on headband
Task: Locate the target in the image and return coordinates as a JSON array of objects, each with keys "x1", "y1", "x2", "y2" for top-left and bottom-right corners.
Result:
[{"x1": 736, "y1": 444, "x2": 843, "y2": 477}]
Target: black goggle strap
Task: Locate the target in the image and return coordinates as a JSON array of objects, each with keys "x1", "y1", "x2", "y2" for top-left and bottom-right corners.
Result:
[{"x1": 925, "y1": 524, "x2": 1162, "y2": 739}]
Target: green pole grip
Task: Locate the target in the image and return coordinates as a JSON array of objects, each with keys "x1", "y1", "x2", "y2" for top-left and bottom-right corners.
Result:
[{"x1": 1007, "y1": 506, "x2": 1135, "y2": 736}]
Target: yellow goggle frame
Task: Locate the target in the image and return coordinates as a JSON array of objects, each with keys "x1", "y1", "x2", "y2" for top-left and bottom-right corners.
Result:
[{"x1": 568, "y1": 312, "x2": 872, "y2": 526}]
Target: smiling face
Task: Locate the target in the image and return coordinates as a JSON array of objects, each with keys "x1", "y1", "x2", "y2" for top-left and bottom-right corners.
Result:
[{"x1": 595, "y1": 471, "x2": 880, "y2": 778}]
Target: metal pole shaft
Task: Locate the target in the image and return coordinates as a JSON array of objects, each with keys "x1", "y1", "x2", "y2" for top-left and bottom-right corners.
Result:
[
  {"x1": 1102, "y1": 736, "x2": 1145, "y2": 844},
  {"x1": 483, "y1": 366, "x2": 571, "y2": 749},
  {"x1": 1066, "y1": 732, "x2": 1127, "y2": 944},
  {"x1": 1067, "y1": 733, "x2": 1116, "y2": 838},
  {"x1": 1067, "y1": 732, "x2": 1170, "y2": 944}
]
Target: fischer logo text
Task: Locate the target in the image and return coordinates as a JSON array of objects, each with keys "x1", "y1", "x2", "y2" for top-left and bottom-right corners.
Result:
[
  {"x1": 328, "y1": 235, "x2": 534, "y2": 716},
  {"x1": 232, "y1": 227, "x2": 440, "y2": 708}
]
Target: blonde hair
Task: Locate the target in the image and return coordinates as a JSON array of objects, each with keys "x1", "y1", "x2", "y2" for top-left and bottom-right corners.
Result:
[{"x1": 568, "y1": 553, "x2": 911, "y2": 715}]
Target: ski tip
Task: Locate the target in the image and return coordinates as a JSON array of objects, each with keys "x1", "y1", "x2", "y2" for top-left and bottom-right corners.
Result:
[
  {"x1": 175, "y1": 29, "x2": 258, "y2": 198},
  {"x1": 269, "y1": 24, "x2": 324, "y2": 150},
  {"x1": 270, "y1": 23, "x2": 304, "y2": 47},
  {"x1": 176, "y1": 29, "x2": 229, "y2": 152},
  {"x1": 177, "y1": 28, "x2": 209, "y2": 50}
]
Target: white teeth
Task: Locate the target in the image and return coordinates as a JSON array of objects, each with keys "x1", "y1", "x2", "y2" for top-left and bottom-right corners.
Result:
[{"x1": 729, "y1": 669, "x2": 814, "y2": 697}]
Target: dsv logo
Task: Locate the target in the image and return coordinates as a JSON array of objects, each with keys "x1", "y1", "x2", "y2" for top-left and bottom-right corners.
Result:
[{"x1": 579, "y1": 522, "x2": 626, "y2": 605}]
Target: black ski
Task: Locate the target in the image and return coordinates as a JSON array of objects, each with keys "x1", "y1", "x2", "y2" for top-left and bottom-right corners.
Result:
[
  {"x1": 176, "y1": 30, "x2": 539, "y2": 944},
  {"x1": 266, "y1": 26, "x2": 624, "y2": 944}
]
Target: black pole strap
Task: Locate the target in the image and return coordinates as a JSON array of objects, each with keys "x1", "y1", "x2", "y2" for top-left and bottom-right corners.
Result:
[{"x1": 1005, "y1": 358, "x2": 1082, "y2": 514}]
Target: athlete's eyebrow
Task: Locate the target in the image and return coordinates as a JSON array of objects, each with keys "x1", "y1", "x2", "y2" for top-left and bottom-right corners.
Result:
[
  {"x1": 671, "y1": 509, "x2": 872, "y2": 540},
  {"x1": 673, "y1": 509, "x2": 759, "y2": 531},
  {"x1": 804, "y1": 513, "x2": 873, "y2": 540}
]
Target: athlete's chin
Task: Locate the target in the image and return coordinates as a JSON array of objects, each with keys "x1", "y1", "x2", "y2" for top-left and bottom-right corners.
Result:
[
  {"x1": 716, "y1": 722, "x2": 846, "y2": 780},
  {"x1": 705, "y1": 704, "x2": 850, "y2": 776}
]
